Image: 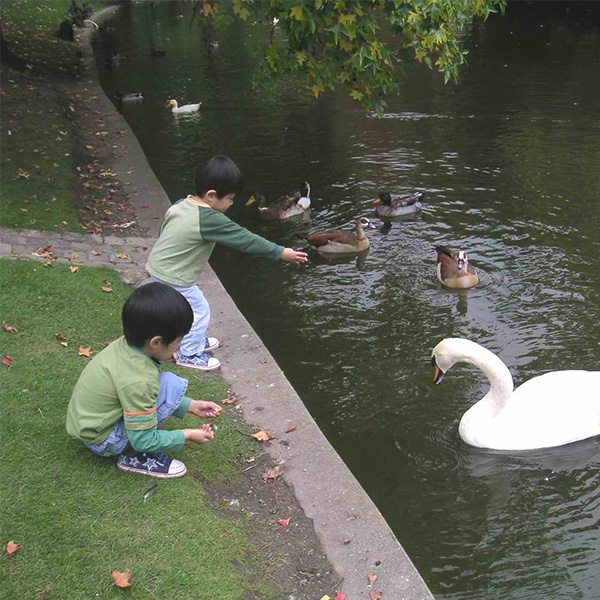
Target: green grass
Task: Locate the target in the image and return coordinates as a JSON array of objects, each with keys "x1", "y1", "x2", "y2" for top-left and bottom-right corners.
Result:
[{"x1": 0, "y1": 259, "x2": 275, "y2": 600}]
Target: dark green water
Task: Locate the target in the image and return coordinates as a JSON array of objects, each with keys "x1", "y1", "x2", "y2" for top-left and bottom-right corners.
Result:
[{"x1": 94, "y1": 2, "x2": 600, "y2": 598}]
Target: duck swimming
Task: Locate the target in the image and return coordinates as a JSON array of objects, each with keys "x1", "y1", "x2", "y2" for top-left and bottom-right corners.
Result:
[
  {"x1": 246, "y1": 182, "x2": 310, "y2": 220},
  {"x1": 167, "y1": 99, "x2": 201, "y2": 114},
  {"x1": 115, "y1": 91, "x2": 143, "y2": 103},
  {"x1": 431, "y1": 337, "x2": 600, "y2": 451},
  {"x1": 308, "y1": 217, "x2": 376, "y2": 254},
  {"x1": 435, "y1": 245, "x2": 479, "y2": 289},
  {"x1": 374, "y1": 191, "x2": 423, "y2": 217}
]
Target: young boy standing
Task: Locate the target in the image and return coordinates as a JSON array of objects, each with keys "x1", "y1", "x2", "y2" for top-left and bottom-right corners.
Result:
[
  {"x1": 146, "y1": 155, "x2": 308, "y2": 372},
  {"x1": 66, "y1": 282, "x2": 222, "y2": 478}
]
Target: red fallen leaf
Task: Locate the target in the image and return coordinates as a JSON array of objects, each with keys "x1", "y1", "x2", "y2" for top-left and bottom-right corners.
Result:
[
  {"x1": 2, "y1": 355, "x2": 13, "y2": 368},
  {"x1": 284, "y1": 426, "x2": 296, "y2": 434},
  {"x1": 251, "y1": 430, "x2": 273, "y2": 442},
  {"x1": 277, "y1": 517, "x2": 291, "y2": 528},
  {"x1": 140, "y1": 204, "x2": 150, "y2": 209},
  {"x1": 104, "y1": 341, "x2": 111, "y2": 347},
  {"x1": 333, "y1": 593, "x2": 346, "y2": 600},
  {"x1": 111, "y1": 570, "x2": 132, "y2": 588},
  {"x1": 99, "y1": 285, "x2": 112, "y2": 293},
  {"x1": 369, "y1": 592, "x2": 382, "y2": 600},
  {"x1": 368, "y1": 573, "x2": 378, "y2": 585},
  {"x1": 37, "y1": 583, "x2": 51, "y2": 600},
  {"x1": 5, "y1": 541, "x2": 19, "y2": 555},
  {"x1": 54, "y1": 333, "x2": 68, "y2": 341},
  {"x1": 2, "y1": 321, "x2": 18, "y2": 333},
  {"x1": 78, "y1": 347, "x2": 93, "y2": 357}
]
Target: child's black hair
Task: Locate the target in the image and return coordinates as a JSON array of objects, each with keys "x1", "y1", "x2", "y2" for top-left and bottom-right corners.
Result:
[
  {"x1": 195, "y1": 155, "x2": 244, "y2": 199},
  {"x1": 122, "y1": 282, "x2": 193, "y2": 348}
]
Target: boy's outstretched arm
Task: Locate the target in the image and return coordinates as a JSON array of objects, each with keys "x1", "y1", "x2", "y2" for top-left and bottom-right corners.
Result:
[{"x1": 281, "y1": 248, "x2": 308, "y2": 265}]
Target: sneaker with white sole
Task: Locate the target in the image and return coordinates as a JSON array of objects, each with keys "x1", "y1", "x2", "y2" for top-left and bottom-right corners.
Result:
[
  {"x1": 117, "y1": 452, "x2": 187, "y2": 479},
  {"x1": 176, "y1": 352, "x2": 221, "y2": 372},
  {"x1": 204, "y1": 337, "x2": 220, "y2": 353}
]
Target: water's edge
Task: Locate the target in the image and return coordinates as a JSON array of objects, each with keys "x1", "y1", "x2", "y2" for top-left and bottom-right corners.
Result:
[{"x1": 80, "y1": 6, "x2": 436, "y2": 599}]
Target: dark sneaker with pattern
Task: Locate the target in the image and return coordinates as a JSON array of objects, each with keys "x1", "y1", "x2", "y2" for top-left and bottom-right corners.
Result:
[
  {"x1": 117, "y1": 452, "x2": 187, "y2": 478},
  {"x1": 175, "y1": 351, "x2": 221, "y2": 371}
]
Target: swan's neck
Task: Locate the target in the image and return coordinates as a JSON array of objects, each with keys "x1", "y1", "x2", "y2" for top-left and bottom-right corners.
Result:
[{"x1": 464, "y1": 345, "x2": 514, "y2": 414}]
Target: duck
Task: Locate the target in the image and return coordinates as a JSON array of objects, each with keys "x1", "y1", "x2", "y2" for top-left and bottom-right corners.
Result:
[
  {"x1": 115, "y1": 91, "x2": 144, "y2": 103},
  {"x1": 308, "y1": 217, "x2": 376, "y2": 254},
  {"x1": 431, "y1": 337, "x2": 600, "y2": 451},
  {"x1": 373, "y1": 191, "x2": 423, "y2": 217},
  {"x1": 167, "y1": 99, "x2": 201, "y2": 114},
  {"x1": 435, "y1": 245, "x2": 479, "y2": 289},
  {"x1": 150, "y1": 47, "x2": 166, "y2": 57},
  {"x1": 246, "y1": 182, "x2": 311, "y2": 220}
]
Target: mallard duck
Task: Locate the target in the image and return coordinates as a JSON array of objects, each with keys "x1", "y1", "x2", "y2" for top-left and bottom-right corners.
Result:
[
  {"x1": 435, "y1": 245, "x2": 479, "y2": 288},
  {"x1": 308, "y1": 217, "x2": 376, "y2": 254},
  {"x1": 373, "y1": 191, "x2": 423, "y2": 217},
  {"x1": 150, "y1": 47, "x2": 166, "y2": 57},
  {"x1": 246, "y1": 182, "x2": 310, "y2": 220},
  {"x1": 115, "y1": 91, "x2": 144, "y2": 103},
  {"x1": 167, "y1": 99, "x2": 201, "y2": 114},
  {"x1": 431, "y1": 337, "x2": 600, "y2": 450}
]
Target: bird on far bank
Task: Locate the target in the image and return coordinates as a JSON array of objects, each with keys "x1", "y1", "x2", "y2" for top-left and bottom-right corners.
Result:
[
  {"x1": 435, "y1": 245, "x2": 479, "y2": 289},
  {"x1": 308, "y1": 217, "x2": 376, "y2": 254},
  {"x1": 373, "y1": 191, "x2": 424, "y2": 217},
  {"x1": 246, "y1": 182, "x2": 311, "y2": 220},
  {"x1": 167, "y1": 99, "x2": 201, "y2": 114}
]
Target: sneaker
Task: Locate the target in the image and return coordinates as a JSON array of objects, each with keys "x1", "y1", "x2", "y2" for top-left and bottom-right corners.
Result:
[
  {"x1": 176, "y1": 351, "x2": 221, "y2": 372},
  {"x1": 204, "y1": 336, "x2": 220, "y2": 353},
  {"x1": 117, "y1": 452, "x2": 187, "y2": 479}
]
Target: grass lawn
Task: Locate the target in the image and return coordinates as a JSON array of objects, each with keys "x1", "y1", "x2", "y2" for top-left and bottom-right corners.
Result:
[{"x1": 0, "y1": 259, "x2": 276, "y2": 600}]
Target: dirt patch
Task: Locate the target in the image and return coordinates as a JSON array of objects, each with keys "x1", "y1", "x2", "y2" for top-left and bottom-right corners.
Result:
[{"x1": 203, "y1": 447, "x2": 341, "y2": 600}]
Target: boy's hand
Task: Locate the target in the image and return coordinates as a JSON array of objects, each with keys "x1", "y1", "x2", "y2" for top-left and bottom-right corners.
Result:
[
  {"x1": 188, "y1": 399, "x2": 222, "y2": 418},
  {"x1": 282, "y1": 248, "x2": 308, "y2": 265},
  {"x1": 183, "y1": 424, "x2": 214, "y2": 445}
]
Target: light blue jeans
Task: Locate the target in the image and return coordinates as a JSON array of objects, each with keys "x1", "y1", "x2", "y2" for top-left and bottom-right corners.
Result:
[
  {"x1": 86, "y1": 372, "x2": 188, "y2": 457},
  {"x1": 149, "y1": 276, "x2": 210, "y2": 357}
]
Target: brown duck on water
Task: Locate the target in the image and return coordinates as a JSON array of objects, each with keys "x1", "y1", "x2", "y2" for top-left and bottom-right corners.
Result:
[
  {"x1": 308, "y1": 217, "x2": 376, "y2": 254},
  {"x1": 246, "y1": 182, "x2": 311, "y2": 220},
  {"x1": 435, "y1": 245, "x2": 479, "y2": 289}
]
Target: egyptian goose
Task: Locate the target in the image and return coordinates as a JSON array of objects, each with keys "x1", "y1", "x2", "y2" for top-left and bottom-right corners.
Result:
[
  {"x1": 246, "y1": 182, "x2": 310, "y2": 220},
  {"x1": 374, "y1": 191, "x2": 423, "y2": 217},
  {"x1": 308, "y1": 217, "x2": 376, "y2": 254},
  {"x1": 435, "y1": 245, "x2": 479, "y2": 288},
  {"x1": 431, "y1": 338, "x2": 600, "y2": 450}
]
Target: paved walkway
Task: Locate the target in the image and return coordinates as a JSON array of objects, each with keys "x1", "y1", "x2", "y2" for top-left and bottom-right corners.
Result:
[{"x1": 0, "y1": 226, "x2": 153, "y2": 285}]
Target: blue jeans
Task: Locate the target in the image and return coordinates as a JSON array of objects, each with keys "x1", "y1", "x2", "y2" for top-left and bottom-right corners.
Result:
[
  {"x1": 86, "y1": 372, "x2": 188, "y2": 457},
  {"x1": 149, "y1": 275, "x2": 209, "y2": 357}
]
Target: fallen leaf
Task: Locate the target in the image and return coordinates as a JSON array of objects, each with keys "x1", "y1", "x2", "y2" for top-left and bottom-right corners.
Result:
[
  {"x1": 99, "y1": 285, "x2": 112, "y2": 293},
  {"x1": 60, "y1": 342, "x2": 68, "y2": 348},
  {"x1": 5, "y1": 541, "x2": 19, "y2": 555},
  {"x1": 142, "y1": 483, "x2": 158, "y2": 503},
  {"x1": 78, "y1": 347, "x2": 93, "y2": 357},
  {"x1": 54, "y1": 333, "x2": 68, "y2": 341},
  {"x1": 2, "y1": 321, "x2": 18, "y2": 333},
  {"x1": 20, "y1": 207, "x2": 28, "y2": 212},
  {"x1": 42, "y1": 262, "x2": 53, "y2": 268},
  {"x1": 37, "y1": 583, "x2": 51, "y2": 600},
  {"x1": 69, "y1": 266, "x2": 80, "y2": 273},
  {"x1": 2, "y1": 355, "x2": 13, "y2": 368},
  {"x1": 261, "y1": 465, "x2": 283, "y2": 482},
  {"x1": 251, "y1": 430, "x2": 273, "y2": 442},
  {"x1": 333, "y1": 593, "x2": 346, "y2": 600},
  {"x1": 277, "y1": 517, "x2": 291, "y2": 528},
  {"x1": 221, "y1": 395, "x2": 236, "y2": 405},
  {"x1": 115, "y1": 253, "x2": 128, "y2": 260},
  {"x1": 368, "y1": 574, "x2": 378, "y2": 585},
  {"x1": 90, "y1": 249, "x2": 102, "y2": 255},
  {"x1": 17, "y1": 168, "x2": 30, "y2": 179},
  {"x1": 284, "y1": 426, "x2": 296, "y2": 434},
  {"x1": 68, "y1": 252, "x2": 78, "y2": 261},
  {"x1": 319, "y1": 596, "x2": 331, "y2": 600},
  {"x1": 369, "y1": 593, "x2": 382, "y2": 600},
  {"x1": 140, "y1": 204, "x2": 150, "y2": 209},
  {"x1": 111, "y1": 570, "x2": 132, "y2": 588}
]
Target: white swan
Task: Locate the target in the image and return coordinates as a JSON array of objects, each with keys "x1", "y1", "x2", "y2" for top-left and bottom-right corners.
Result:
[
  {"x1": 167, "y1": 99, "x2": 201, "y2": 114},
  {"x1": 431, "y1": 338, "x2": 600, "y2": 451}
]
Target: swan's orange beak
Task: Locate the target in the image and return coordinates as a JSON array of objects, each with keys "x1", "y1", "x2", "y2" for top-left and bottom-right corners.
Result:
[{"x1": 431, "y1": 356, "x2": 445, "y2": 385}]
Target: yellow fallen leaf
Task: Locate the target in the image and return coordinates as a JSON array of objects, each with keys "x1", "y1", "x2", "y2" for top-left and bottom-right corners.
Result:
[
  {"x1": 319, "y1": 596, "x2": 331, "y2": 600},
  {"x1": 115, "y1": 253, "x2": 128, "y2": 260},
  {"x1": 69, "y1": 266, "x2": 80, "y2": 273},
  {"x1": 111, "y1": 570, "x2": 132, "y2": 588},
  {"x1": 251, "y1": 430, "x2": 273, "y2": 442},
  {"x1": 221, "y1": 395, "x2": 236, "y2": 405}
]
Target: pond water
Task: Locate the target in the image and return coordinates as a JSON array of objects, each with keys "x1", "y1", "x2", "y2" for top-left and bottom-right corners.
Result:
[{"x1": 93, "y1": 2, "x2": 600, "y2": 598}]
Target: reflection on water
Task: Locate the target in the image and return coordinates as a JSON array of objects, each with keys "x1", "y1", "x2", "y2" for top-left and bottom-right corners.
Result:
[{"x1": 94, "y1": 2, "x2": 600, "y2": 598}]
